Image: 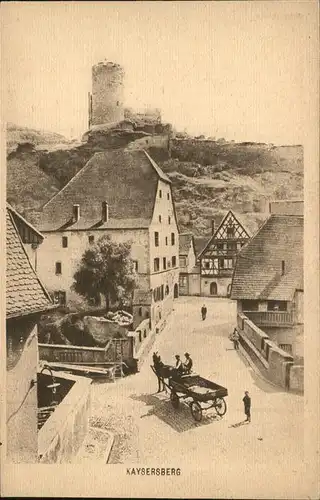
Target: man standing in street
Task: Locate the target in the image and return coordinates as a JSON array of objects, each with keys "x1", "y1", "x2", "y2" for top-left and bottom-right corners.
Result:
[
  {"x1": 232, "y1": 328, "x2": 240, "y2": 350},
  {"x1": 243, "y1": 391, "x2": 251, "y2": 423},
  {"x1": 201, "y1": 304, "x2": 207, "y2": 321}
]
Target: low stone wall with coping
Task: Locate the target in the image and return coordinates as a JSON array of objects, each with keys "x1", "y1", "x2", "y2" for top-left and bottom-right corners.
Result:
[
  {"x1": 38, "y1": 371, "x2": 92, "y2": 463},
  {"x1": 237, "y1": 313, "x2": 303, "y2": 393}
]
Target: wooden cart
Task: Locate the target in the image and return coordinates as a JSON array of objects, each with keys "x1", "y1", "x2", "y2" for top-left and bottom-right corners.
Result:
[{"x1": 151, "y1": 366, "x2": 228, "y2": 422}]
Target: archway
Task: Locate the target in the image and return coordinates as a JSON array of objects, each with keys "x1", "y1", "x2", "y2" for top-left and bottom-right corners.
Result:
[
  {"x1": 174, "y1": 283, "x2": 179, "y2": 298},
  {"x1": 210, "y1": 282, "x2": 217, "y2": 296}
]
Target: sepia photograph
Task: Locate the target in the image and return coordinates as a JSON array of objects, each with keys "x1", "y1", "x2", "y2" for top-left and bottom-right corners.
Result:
[{"x1": 1, "y1": 1, "x2": 319, "y2": 498}]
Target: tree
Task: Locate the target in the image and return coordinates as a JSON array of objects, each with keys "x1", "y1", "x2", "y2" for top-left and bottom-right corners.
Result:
[{"x1": 72, "y1": 235, "x2": 138, "y2": 311}]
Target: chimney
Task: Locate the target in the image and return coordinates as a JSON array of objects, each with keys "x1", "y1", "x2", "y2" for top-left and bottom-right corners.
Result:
[
  {"x1": 281, "y1": 260, "x2": 285, "y2": 275},
  {"x1": 102, "y1": 201, "x2": 109, "y2": 223},
  {"x1": 72, "y1": 204, "x2": 80, "y2": 223},
  {"x1": 211, "y1": 219, "x2": 215, "y2": 235}
]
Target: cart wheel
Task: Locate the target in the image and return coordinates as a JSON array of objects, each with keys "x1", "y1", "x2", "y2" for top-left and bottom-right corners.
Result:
[
  {"x1": 190, "y1": 401, "x2": 202, "y2": 422},
  {"x1": 170, "y1": 392, "x2": 179, "y2": 409},
  {"x1": 214, "y1": 397, "x2": 227, "y2": 416}
]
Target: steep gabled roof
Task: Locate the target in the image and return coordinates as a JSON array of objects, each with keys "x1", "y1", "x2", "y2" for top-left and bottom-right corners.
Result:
[
  {"x1": 6, "y1": 205, "x2": 53, "y2": 319},
  {"x1": 198, "y1": 210, "x2": 250, "y2": 259},
  {"x1": 179, "y1": 233, "x2": 195, "y2": 256},
  {"x1": 194, "y1": 236, "x2": 209, "y2": 259},
  {"x1": 38, "y1": 149, "x2": 171, "y2": 232},
  {"x1": 230, "y1": 214, "x2": 303, "y2": 301},
  {"x1": 7, "y1": 203, "x2": 44, "y2": 244}
]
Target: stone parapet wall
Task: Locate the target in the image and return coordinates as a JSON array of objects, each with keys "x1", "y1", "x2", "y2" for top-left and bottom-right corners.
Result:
[
  {"x1": 38, "y1": 372, "x2": 92, "y2": 463},
  {"x1": 237, "y1": 313, "x2": 303, "y2": 393}
]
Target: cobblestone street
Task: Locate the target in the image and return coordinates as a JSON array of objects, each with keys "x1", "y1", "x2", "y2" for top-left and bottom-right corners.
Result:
[{"x1": 90, "y1": 296, "x2": 304, "y2": 475}]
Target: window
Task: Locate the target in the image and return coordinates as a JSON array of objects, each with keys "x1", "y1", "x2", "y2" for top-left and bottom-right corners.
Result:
[
  {"x1": 133, "y1": 260, "x2": 138, "y2": 272},
  {"x1": 159, "y1": 190, "x2": 162, "y2": 198},
  {"x1": 227, "y1": 226, "x2": 235, "y2": 238},
  {"x1": 55, "y1": 262, "x2": 62, "y2": 275},
  {"x1": 236, "y1": 242, "x2": 242, "y2": 251},
  {"x1": 172, "y1": 256, "x2": 177, "y2": 267},
  {"x1": 205, "y1": 261, "x2": 210, "y2": 269},
  {"x1": 117, "y1": 101, "x2": 120, "y2": 106},
  {"x1": 139, "y1": 307, "x2": 142, "y2": 316},
  {"x1": 88, "y1": 235, "x2": 95, "y2": 245},
  {"x1": 219, "y1": 258, "x2": 233, "y2": 269},
  {"x1": 179, "y1": 276, "x2": 187, "y2": 287},
  {"x1": 154, "y1": 258, "x2": 160, "y2": 272},
  {"x1": 165, "y1": 237, "x2": 168, "y2": 245},
  {"x1": 179, "y1": 256, "x2": 187, "y2": 267},
  {"x1": 217, "y1": 243, "x2": 223, "y2": 251},
  {"x1": 168, "y1": 216, "x2": 171, "y2": 224},
  {"x1": 171, "y1": 232, "x2": 175, "y2": 245},
  {"x1": 167, "y1": 193, "x2": 170, "y2": 200},
  {"x1": 227, "y1": 242, "x2": 236, "y2": 252},
  {"x1": 165, "y1": 285, "x2": 169, "y2": 295},
  {"x1": 62, "y1": 236, "x2": 68, "y2": 248},
  {"x1": 159, "y1": 215, "x2": 162, "y2": 223},
  {"x1": 161, "y1": 285, "x2": 164, "y2": 300},
  {"x1": 163, "y1": 257, "x2": 167, "y2": 270},
  {"x1": 154, "y1": 232, "x2": 159, "y2": 247}
]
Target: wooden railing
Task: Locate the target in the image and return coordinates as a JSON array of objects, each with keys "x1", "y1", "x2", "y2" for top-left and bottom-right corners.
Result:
[
  {"x1": 243, "y1": 311, "x2": 294, "y2": 327},
  {"x1": 39, "y1": 338, "x2": 132, "y2": 365}
]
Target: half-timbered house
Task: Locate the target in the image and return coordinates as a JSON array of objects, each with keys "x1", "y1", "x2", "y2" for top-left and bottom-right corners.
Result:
[{"x1": 198, "y1": 211, "x2": 250, "y2": 297}]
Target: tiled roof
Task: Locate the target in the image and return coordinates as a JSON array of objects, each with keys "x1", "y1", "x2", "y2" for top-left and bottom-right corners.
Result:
[
  {"x1": 38, "y1": 149, "x2": 171, "y2": 232},
  {"x1": 179, "y1": 233, "x2": 194, "y2": 256},
  {"x1": 133, "y1": 290, "x2": 153, "y2": 305},
  {"x1": 231, "y1": 214, "x2": 303, "y2": 301},
  {"x1": 194, "y1": 237, "x2": 210, "y2": 258},
  {"x1": 6, "y1": 206, "x2": 53, "y2": 319}
]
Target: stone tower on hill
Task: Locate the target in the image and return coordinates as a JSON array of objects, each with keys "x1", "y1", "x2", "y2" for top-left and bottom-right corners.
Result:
[{"x1": 88, "y1": 61, "x2": 125, "y2": 127}]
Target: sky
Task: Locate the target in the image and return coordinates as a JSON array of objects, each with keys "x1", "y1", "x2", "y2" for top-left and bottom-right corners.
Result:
[{"x1": 2, "y1": 2, "x2": 317, "y2": 144}]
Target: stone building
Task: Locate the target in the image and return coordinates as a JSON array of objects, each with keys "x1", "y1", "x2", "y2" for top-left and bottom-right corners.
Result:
[
  {"x1": 6, "y1": 204, "x2": 53, "y2": 463},
  {"x1": 198, "y1": 211, "x2": 250, "y2": 297},
  {"x1": 88, "y1": 61, "x2": 125, "y2": 127},
  {"x1": 36, "y1": 149, "x2": 180, "y2": 326},
  {"x1": 231, "y1": 200, "x2": 304, "y2": 358},
  {"x1": 178, "y1": 233, "x2": 199, "y2": 296}
]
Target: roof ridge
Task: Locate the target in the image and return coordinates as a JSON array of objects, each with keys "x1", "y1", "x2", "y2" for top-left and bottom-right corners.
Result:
[{"x1": 142, "y1": 149, "x2": 171, "y2": 184}]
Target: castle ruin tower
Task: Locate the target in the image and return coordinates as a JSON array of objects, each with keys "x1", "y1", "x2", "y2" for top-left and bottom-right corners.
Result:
[{"x1": 89, "y1": 61, "x2": 125, "y2": 127}]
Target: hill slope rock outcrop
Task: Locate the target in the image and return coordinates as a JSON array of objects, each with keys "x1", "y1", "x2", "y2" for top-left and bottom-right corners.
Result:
[{"x1": 6, "y1": 123, "x2": 303, "y2": 236}]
